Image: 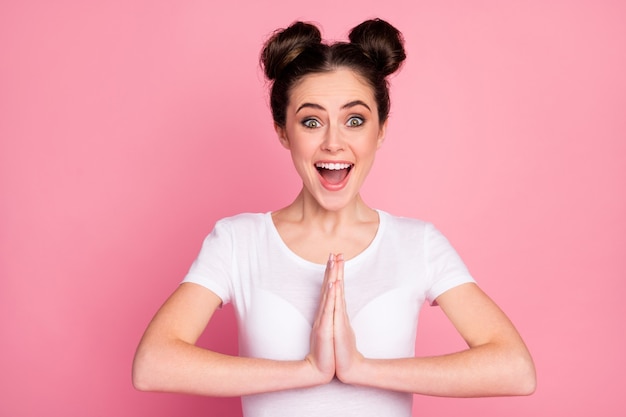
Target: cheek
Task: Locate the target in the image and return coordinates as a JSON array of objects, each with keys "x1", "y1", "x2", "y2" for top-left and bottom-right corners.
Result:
[
  {"x1": 289, "y1": 138, "x2": 316, "y2": 159},
  {"x1": 288, "y1": 145, "x2": 314, "y2": 176},
  {"x1": 361, "y1": 138, "x2": 381, "y2": 157}
]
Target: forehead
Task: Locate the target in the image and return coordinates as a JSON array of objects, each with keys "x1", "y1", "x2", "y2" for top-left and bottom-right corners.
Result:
[{"x1": 289, "y1": 69, "x2": 376, "y2": 108}]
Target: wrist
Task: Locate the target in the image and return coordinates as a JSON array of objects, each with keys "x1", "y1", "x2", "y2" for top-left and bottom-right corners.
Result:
[
  {"x1": 335, "y1": 354, "x2": 367, "y2": 386},
  {"x1": 302, "y1": 355, "x2": 334, "y2": 386}
]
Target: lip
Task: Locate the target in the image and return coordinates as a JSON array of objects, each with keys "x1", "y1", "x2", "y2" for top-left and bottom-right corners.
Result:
[{"x1": 315, "y1": 160, "x2": 354, "y2": 191}]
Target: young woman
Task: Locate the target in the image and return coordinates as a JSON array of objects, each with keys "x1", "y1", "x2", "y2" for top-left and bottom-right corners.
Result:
[{"x1": 133, "y1": 18, "x2": 536, "y2": 417}]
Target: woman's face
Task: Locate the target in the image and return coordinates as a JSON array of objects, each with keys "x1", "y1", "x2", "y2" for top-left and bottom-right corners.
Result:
[{"x1": 275, "y1": 69, "x2": 387, "y2": 212}]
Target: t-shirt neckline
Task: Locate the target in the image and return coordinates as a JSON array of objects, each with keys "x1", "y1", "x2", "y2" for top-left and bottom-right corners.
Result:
[{"x1": 265, "y1": 209, "x2": 387, "y2": 269}]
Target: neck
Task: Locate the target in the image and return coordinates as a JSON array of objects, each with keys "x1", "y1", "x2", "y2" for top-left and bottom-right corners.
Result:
[{"x1": 280, "y1": 189, "x2": 377, "y2": 232}]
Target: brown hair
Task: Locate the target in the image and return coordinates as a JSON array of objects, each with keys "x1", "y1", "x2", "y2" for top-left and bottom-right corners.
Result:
[{"x1": 260, "y1": 18, "x2": 406, "y2": 128}]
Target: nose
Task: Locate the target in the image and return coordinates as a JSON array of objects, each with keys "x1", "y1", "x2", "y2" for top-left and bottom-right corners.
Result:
[{"x1": 321, "y1": 125, "x2": 344, "y2": 153}]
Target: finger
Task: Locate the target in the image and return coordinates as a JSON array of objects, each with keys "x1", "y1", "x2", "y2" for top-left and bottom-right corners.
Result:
[
  {"x1": 320, "y1": 253, "x2": 341, "y2": 334},
  {"x1": 317, "y1": 253, "x2": 334, "y2": 304},
  {"x1": 322, "y1": 253, "x2": 336, "y2": 288},
  {"x1": 336, "y1": 253, "x2": 344, "y2": 282},
  {"x1": 314, "y1": 253, "x2": 336, "y2": 325},
  {"x1": 334, "y1": 255, "x2": 346, "y2": 320},
  {"x1": 322, "y1": 277, "x2": 337, "y2": 321},
  {"x1": 315, "y1": 273, "x2": 336, "y2": 344},
  {"x1": 333, "y1": 269, "x2": 345, "y2": 320}
]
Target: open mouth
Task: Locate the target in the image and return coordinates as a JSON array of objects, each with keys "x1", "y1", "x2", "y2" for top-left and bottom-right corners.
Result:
[{"x1": 315, "y1": 162, "x2": 353, "y2": 185}]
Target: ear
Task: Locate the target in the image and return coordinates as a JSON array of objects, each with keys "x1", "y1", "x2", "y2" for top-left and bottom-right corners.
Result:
[
  {"x1": 376, "y1": 119, "x2": 388, "y2": 149},
  {"x1": 274, "y1": 123, "x2": 290, "y2": 150}
]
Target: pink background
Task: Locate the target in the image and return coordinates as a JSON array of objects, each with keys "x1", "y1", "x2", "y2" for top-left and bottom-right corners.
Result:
[{"x1": 1, "y1": 1, "x2": 625, "y2": 416}]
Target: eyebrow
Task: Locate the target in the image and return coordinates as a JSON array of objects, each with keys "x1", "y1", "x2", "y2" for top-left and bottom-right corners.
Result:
[{"x1": 295, "y1": 100, "x2": 372, "y2": 114}]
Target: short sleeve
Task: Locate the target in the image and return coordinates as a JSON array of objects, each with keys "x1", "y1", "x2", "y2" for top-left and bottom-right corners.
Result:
[
  {"x1": 181, "y1": 220, "x2": 234, "y2": 305},
  {"x1": 424, "y1": 223, "x2": 475, "y2": 305}
]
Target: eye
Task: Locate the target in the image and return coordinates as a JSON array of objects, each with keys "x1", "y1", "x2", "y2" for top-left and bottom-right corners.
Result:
[
  {"x1": 302, "y1": 118, "x2": 321, "y2": 129},
  {"x1": 347, "y1": 116, "x2": 364, "y2": 127}
]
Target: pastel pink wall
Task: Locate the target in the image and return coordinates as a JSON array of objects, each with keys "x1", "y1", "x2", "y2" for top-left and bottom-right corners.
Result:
[{"x1": 1, "y1": 1, "x2": 624, "y2": 416}]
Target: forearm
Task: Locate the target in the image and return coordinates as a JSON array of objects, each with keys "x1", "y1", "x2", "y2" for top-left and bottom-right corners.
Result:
[
  {"x1": 341, "y1": 343, "x2": 536, "y2": 397},
  {"x1": 132, "y1": 338, "x2": 326, "y2": 397}
]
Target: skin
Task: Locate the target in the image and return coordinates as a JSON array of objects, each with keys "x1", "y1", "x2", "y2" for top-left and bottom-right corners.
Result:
[
  {"x1": 271, "y1": 69, "x2": 386, "y2": 264},
  {"x1": 132, "y1": 68, "x2": 536, "y2": 398}
]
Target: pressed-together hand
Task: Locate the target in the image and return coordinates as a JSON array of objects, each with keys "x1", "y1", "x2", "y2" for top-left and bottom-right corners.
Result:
[
  {"x1": 306, "y1": 253, "x2": 337, "y2": 383},
  {"x1": 306, "y1": 253, "x2": 363, "y2": 385},
  {"x1": 331, "y1": 254, "x2": 364, "y2": 381}
]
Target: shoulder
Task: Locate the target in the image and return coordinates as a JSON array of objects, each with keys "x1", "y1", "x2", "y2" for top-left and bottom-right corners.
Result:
[
  {"x1": 378, "y1": 210, "x2": 454, "y2": 253},
  {"x1": 201, "y1": 212, "x2": 270, "y2": 247},
  {"x1": 378, "y1": 210, "x2": 431, "y2": 237},
  {"x1": 213, "y1": 212, "x2": 269, "y2": 231}
]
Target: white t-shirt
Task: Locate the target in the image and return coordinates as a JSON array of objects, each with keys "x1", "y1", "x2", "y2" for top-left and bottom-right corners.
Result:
[{"x1": 183, "y1": 210, "x2": 475, "y2": 417}]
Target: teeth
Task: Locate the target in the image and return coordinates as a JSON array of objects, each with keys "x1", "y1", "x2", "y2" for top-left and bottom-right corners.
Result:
[{"x1": 315, "y1": 162, "x2": 352, "y2": 170}]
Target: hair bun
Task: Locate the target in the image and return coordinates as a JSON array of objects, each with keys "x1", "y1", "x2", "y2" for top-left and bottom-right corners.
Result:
[
  {"x1": 348, "y1": 18, "x2": 406, "y2": 77},
  {"x1": 261, "y1": 22, "x2": 323, "y2": 81}
]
